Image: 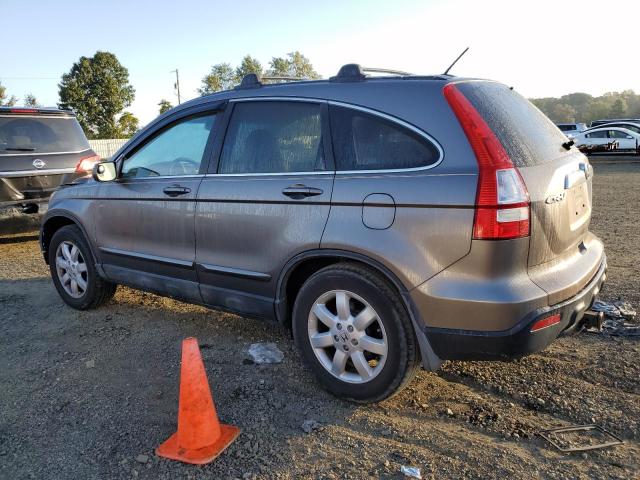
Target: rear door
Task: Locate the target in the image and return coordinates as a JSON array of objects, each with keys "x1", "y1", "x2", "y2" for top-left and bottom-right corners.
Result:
[
  {"x1": 456, "y1": 81, "x2": 602, "y2": 302},
  {"x1": 194, "y1": 99, "x2": 334, "y2": 318},
  {"x1": 95, "y1": 110, "x2": 219, "y2": 303}
]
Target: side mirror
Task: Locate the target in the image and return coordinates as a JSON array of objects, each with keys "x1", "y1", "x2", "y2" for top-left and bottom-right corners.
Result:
[{"x1": 92, "y1": 161, "x2": 117, "y2": 182}]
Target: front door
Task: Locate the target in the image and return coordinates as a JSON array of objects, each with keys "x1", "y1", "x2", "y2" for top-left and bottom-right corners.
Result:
[
  {"x1": 195, "y1": 99, "x2": 334, "y2": 318},
  {"x1": 95, "y1": 111, "x2": 218, "y2": 303}
]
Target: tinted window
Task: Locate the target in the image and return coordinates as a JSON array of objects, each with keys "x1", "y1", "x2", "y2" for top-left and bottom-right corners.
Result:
[
  {"x1": 219, "y1": 102, "x2": 324, "y2": 174},
  {"x1": 557, "y1": 125, "x2": 576, "y2": 132},
  {"x1": 586, "y1": 131, "x2": 607, "y2": 138},
  {"x1": 0, "y1": 116, "x2": 89, "y2": 154},
  {"x1": 609, "y1": 129, "x2": 631, "y2": 139},
  {"x1": 457, "y1": 82, "x2": 570, "y2": 167},
  {"x1": 121, "y1": 114, "x2": 215, "y2": 178},
  {"x1": 330, "y1": 106, "x2": 439, "y2": 171}
]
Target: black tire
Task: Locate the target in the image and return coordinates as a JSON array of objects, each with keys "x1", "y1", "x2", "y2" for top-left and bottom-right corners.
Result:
[
  {"x1": 292, "y1": 262, "x2": 420, "y2": 403},
  {"x1": 49, "y1": 225, "x2": 117, "y2": 310}
]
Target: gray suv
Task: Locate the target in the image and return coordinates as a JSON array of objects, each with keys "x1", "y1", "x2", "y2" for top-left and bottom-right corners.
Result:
[{"x1": 41, "y1": 65, "x2": 607, "y2": 403}]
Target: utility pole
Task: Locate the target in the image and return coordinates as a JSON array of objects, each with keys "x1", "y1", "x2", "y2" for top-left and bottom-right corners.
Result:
[{"x1": 171, "y1": 69, "x2": 181, "y2": 104}]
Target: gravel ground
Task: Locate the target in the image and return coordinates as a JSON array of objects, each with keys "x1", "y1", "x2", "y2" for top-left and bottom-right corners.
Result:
[{"x1": 0, "y1": 161, "x2": 638, "y2": 479}]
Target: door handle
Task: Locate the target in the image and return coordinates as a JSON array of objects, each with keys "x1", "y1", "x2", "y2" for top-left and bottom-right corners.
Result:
[
  {"x1": 163, "y1": 185, "x2": 191, "y2": 197},
  {"x1": 282, "y1": 184, "x2": 323, "y2": 199}
]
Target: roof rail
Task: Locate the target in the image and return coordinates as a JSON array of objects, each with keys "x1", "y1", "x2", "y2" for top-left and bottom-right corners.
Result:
[
  {"x1": 234, "y1": 73, "x2": 262, "y2": 90},
  {"x1": 261, "y1": 75, "x2": 304, "y2": 82},
  {"x1": 362, "y1": 67, "x2": 413, "y2": 76}
]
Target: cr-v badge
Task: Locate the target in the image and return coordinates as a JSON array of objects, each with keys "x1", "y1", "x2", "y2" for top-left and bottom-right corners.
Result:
[
  {"x1": 33, "y1": 159, "x2": 46, "y2": 169},
  {"x1": 545, "y1": 192, "x2": 566, "y2": 204}
]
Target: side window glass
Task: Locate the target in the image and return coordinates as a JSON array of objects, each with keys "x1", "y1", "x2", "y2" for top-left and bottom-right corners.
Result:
[
  {"x1": 121, "y1": 114, "x2": 216, "y2": 178},
  {"x1": 219, "y1": 102, "x2": 324, "y2": 174},
  {"x1": 329, "y1": 105, "x2": 440, "y2": 171}
]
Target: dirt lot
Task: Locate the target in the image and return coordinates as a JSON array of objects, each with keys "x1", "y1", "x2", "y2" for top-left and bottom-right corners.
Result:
[{"x1": 1, "y1": 161, "x2": 639, "y2": 480}]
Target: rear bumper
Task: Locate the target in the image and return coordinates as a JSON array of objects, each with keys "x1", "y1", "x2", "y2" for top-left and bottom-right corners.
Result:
[
  {"x1": 423, "y1": 256, "x2": 607, "y2": 360},
  {"x1": 0, "y1": 171, "x2": 78, "y2": 207}
]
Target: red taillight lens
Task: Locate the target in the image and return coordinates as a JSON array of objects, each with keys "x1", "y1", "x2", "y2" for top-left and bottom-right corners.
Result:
[
  {"x1": 443, "y1": 83, "x2": 530, "y2": 240},
  {"x1": 10, "y1": 108, "x2": 38, "y2": 114},
  {"x1": 75, "y1": 154, "x2": 100, "y2": 173},
  {"x1": 530, "y1": 314, "x2": 561, "y2": 332}
]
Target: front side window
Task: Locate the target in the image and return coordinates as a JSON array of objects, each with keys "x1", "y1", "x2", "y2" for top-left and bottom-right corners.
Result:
[
  {"x1": 219, "y1": 101, "x2": 324, "y2": 174},
  {"x1": 329, "y1": 105, "x2": 440, "y2": 171},
  {"x1": 121, "y1": 114, "x2": 216, "y2": 178}
]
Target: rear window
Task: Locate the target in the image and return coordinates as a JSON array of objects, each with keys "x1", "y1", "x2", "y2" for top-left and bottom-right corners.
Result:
[
  {"x1": 0, "y1": 116, "x2": 89, "y2": 154},
  {"x1": 557, "y1": 124, "x2": 576, "y2": 132},
  {"x1": 457, "y1": 81, "x2": 569, "y2": 167}
]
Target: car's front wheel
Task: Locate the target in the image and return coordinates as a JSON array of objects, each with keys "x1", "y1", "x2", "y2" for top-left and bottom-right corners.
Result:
[
  {"x1": 292, "y1": 263, "x2": 420, "y2": 403},
  {"x1": 49, "y1": 225, "x2": 116, "y2": 310}
]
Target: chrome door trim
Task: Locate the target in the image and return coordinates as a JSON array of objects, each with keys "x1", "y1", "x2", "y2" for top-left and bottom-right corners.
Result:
[{"x1": 98, "y1": 246, "x2": 194, "y2": 268}]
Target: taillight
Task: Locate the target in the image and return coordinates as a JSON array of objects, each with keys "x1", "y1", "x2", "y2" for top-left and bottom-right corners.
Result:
[
  {"x1": 443, "y1": 83, "x2": 530, "y2": 240},
  {"x1": 75, "y1": 154, "x2": 100, "y2": 173}
]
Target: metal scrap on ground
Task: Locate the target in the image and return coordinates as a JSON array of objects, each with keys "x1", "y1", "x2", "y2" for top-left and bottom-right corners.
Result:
[
  {"x1": 246, "y1": 342, "x2": 284, "y2": 364},
  {"x1": 588, "y1": 300, "x2": 639, "y2": 336},
  {"x1": 538, "y1": 425, "x2": 624, "y2": 453}
]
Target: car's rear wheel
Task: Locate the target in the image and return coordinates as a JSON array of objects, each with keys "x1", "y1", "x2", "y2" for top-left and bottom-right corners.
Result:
[
  {"x1": 49, "y1": 225, "x2": 116, "y2": 310},
  {"x1": 292, "y1": 263, "x2": 420, "y2": 403}
]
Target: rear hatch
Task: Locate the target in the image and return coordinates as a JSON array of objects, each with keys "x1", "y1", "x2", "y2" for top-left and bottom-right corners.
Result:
[
  {"x1": 0, "y1": 112, "x2": 92, "y2": 202},
  {"x1": 455, "y1": 81, "x2": 603, "y2": 303}
]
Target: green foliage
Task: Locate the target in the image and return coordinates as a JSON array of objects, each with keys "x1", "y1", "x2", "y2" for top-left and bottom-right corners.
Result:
[
  {"x1": 0, "y1": 82, "x2": 18, "y2": 106},
  {"x1": 158, "y1": 99, "x2": 173, "y2": 115},
  {"x1": 116, "y1": 112, "x2": 139, "y2": 138},
  {"x1": 267, "y1": 51, "x2": 321, "y2": 79},
  {"x1": 198, "y1": 63, "x2": 236, "y2": 95},
  {"x1": 58, "y1": 51, "x2": 136, "y2": 139},
  {"x1": 530, "y1": 90, "x2": 640, "y2": 123},
  {"x1": 235, "y1": 55, "x2": 263, "y2": 80},
  {"x1": 24, "y1": 93, "x2": 40, "y2": 107},
  {"x1": 199, "y1": 51, "x2": 321, "y2": 95}
]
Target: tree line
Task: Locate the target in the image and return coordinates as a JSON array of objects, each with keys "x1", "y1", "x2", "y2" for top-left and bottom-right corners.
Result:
[
  {"x1": 530, "y1": 91, "x2": 640, "y2": 124},
  {"x1": 5, "y1": 52, "x2": 639, "y2": 139},
  {"x1": 1, "y1": 50, "x2": 320, "y2": 140}
]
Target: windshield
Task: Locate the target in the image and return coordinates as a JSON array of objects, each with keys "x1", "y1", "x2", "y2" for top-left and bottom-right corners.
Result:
[{"x1": 0, "y1": 116, "x2": 90, "y2": 154}]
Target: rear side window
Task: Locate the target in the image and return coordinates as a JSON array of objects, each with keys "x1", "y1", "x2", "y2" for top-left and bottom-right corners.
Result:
[
  {"x1": 0, "y1": 116, "x2": 89, "y2": 154},
  {"x1": 219, "y1": 101, "x2": 324, "y2": 174},
  {"x1": 329, "y1": 105, "x2": 440, "y2": 171},
  {"x1": 457, "y1": 82, "x2": 569, "y2": 167},
  {"x1": 609, "y1": 129, "x2": 630, "y2": 139}
]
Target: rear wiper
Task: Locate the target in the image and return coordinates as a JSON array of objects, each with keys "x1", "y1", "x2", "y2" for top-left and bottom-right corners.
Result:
[
  {"x1": 562, "y1": 139, "x2": 574, "y2": 150},
  {"x1": 3, "y1": 147, "x2": 36, "y2": 151}
]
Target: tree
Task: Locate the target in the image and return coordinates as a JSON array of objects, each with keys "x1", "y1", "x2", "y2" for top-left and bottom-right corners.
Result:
[
  {"x1": 24, "y1": 93, "x2": 40, "y2": 107},
  {"x1": 198, "y1": 63, "x2": 236, "y2": 95},
  {"x1": 267, "y1": 51, "x2": 321, "y2": 79},
  {"x1": 235, "y1": 55, "x2": 263, "y2": 81},
  {"x1": 0, "y1": 82, "x2": 17, "y2": 106},
  {"x1": 116, "y1": 112, "x2": 139, "y2": 137},
  {"x1": 551, "y1": 103, "x2": 576, "y2": 123},
  {"x1": 609, "y1": 98, "x2": 627, "y2": 118},
  {"x1": 158, "y1": 99, "x2": 173, "y2": 114},
  {"x1": 58, "y1": 51, "x2": 135, "y2": 139}
]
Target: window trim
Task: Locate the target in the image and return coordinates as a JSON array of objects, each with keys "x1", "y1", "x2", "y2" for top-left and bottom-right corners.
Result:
[{"x1": 206, "y1": 96, "x2": 443, "y2": 177}]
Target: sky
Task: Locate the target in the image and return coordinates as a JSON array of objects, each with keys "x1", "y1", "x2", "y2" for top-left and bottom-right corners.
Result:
[{"x1": 2, "y1": 0, "x2": 639, "y2": 126}]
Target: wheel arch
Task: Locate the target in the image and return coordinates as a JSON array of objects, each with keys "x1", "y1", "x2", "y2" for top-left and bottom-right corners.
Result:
[
  {"x1": 275, "y1": 249, "x2": 442, "y2": 371},
  {"x1": 40, "y1": 211, "x2": 96, "y2": 265}
]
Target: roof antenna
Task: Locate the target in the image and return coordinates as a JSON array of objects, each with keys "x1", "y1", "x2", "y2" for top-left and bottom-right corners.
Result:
[{"x1": 443, "y1": 47, "x2": 469, "y2": 75}]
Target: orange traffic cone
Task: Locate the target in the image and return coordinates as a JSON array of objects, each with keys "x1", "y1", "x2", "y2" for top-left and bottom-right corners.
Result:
[{"x1": 156, "y1": 337, "x2": 240, "y2": 464}]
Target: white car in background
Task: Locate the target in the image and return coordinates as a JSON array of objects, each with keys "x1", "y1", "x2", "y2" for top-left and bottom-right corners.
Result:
[
  {"x1": 556, "y1": 122, "x2": 587, "y2": 138},
  {"x1": 574, "y1": 127, "x2": 640, "y2": 154}
]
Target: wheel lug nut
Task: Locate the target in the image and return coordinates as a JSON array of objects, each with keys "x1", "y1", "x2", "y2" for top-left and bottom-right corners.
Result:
[
  {"x1": 351, "y1": 339, "x2": 358, "y2": 346},
  {"x1": 343, "y1": 345, "x2": 349, "y2": 351},
  {"x1": 337, "y1": 324, "x2": 342, "y2": 330},
  {"x1": 334, "y1": 335, "x2": 339, "y2": 341},
  {"x1": 347, "y1": 325, "x2": 354, "y2": 332}
]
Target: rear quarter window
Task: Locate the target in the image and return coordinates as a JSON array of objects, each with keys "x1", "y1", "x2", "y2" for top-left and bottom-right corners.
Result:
[
  {"x1": 329, "y1": 105, "x2": 440, "y2": 171},
  {"x1": 457, "y1": 81, "x2": 569, "y2": 167}
]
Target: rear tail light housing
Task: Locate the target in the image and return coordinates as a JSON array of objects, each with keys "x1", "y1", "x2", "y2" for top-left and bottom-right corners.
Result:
[
  {"x1": 444, "y1": 83, "x2": 530, "y2": 240},
  {"x1": 75, "y1": 154, "x2": 100, "y2": 174}
]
